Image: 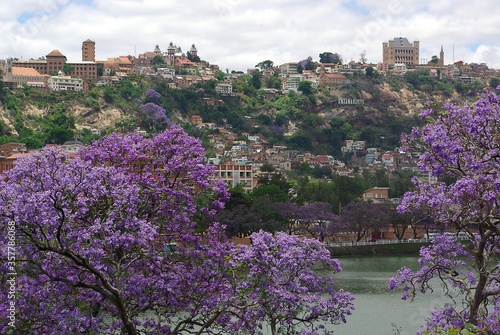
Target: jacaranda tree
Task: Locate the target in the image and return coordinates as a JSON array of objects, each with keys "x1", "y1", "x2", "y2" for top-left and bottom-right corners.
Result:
[
  {"x1": 0, "y1": 127, "x2": 354, "y2": 334},
  {"x1": 140, "y1": 88, "x2": 171, "y2": 132},
  {"x1": 389, "y1": 90, "x2": 500, "y2": 334}
]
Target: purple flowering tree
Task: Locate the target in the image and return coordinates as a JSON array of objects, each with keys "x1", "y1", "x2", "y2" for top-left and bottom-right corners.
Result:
[
  {"x1": 145, "y1": 88, "x2": 162, "y2": 104},
  {"x1": 340, "y1": 201, "x2": 388, "y2": 242},
  {"x1": 140, "y1": 102, "x2": 171, "y2": 131},
  {"x1": 0, "y1": 128, "x2": 354, "y2": 334},
  {"x1": 226, "y1": 231, "x2": 354, "y2": 335},
  {"x1": 390, "y1": 90, "x2": 500, "y2": 334},
  {"x1": 140, "y1": 88, "x2": 171, "y2": 131},
  {"x1": 297, "y1": 202, "x2": 342, "y2": 243}
]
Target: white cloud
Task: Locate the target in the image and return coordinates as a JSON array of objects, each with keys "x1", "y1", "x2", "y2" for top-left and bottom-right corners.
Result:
[{"x1": 1, "y1": 0, "x2": 500, "y2": 70}]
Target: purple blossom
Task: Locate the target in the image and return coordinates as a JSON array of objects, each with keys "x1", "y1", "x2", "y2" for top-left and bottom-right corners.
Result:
[
  {"x1": 0, "y1": 128, "x2": 352, "y2": 334},
  {"x1": 145, "y1": 88, "x2": 161, "y2": 104},
  {"x1": 140, "y1": 102, "x2": 172, "y2": 130},
  {"x1": 393, "y1": 90, "x2": 500, "y2": 333}
]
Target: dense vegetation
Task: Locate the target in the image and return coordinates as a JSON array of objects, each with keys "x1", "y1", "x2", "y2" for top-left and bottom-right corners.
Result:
[
  {"x1": 1, "y1": 67, "x2": 491, "y2": 151},
  {"x1": 0, "y1": 69, "x2": 494, "y2": 216}
]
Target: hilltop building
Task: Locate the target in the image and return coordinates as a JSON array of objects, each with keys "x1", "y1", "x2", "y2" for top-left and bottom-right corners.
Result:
[
  {"x1": 48, "y1": 71, "x2": 84, "y2": 91},
  {"x1": 0, "y1": 59, "x2": 48, "y2": 91},
  {"x1": 383, "y1": 37, "x2": 420, "y2": 66},
  {"x1": 82, "y1": 39, "x2": 95, "y2": 62},
  {"x1": 13, "y1": 45, "x2": 97, "y2": 80}
]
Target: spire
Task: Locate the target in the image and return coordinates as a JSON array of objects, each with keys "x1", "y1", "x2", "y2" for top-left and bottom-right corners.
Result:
[{"x1": 440, "y1": 45, "x2": 444, "y2": 66}]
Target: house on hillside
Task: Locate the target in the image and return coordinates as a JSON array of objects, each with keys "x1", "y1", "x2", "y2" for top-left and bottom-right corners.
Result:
[
  {"x1": 362, "y1": 187, "x2": 389, "y2": 203},
  {"x1": 319, "y1": 73, "x2": 347, "y2": 89}
]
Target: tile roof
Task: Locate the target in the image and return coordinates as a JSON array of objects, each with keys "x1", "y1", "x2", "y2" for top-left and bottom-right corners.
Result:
[
  {"x1": 323, "y1": 73, "x2": 346, "y2": 79},
  {"x1": 46, "y1": 49, "x2": 66, "y2": 57},
  {"x1": 12, "y1": 67, "x2": 43, "y2": 76}
]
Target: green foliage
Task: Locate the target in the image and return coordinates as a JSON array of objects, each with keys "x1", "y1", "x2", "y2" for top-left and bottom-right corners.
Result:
[
  {"x1": 252, "y1": 173, "x2": 291, "y2": 202},
  {"x1": 298, "y1": 81, "x2": 314, "y2": 95},
  {"x1": 365, "y1": 66, "x2": 375, "y2": 77},
  {"x1": 285, "y1": 132, "x2": 313, "y2": 151},
  {"x1": 386, "y1": 75, "x2": 404, "y2": 91},
  {"x1": 489, "y1": 77, "x2": 500, "y2": 88},
  {"x1": 151, "y1": 55, "x2": 165, "y2": 66},
  {"x1": 265, "y1": 74, "x2": 282, "y2": 89},
  {"x1": 454, "y1": 80, "x2": 482, "y2": 96},
  {"x1": 118, "y1": 79, "x2": 143, "y2": 101},
  {"x1": 215, "y1": 71, "x2": 225, "y2": 81},
  {"x1": 62, "y1": 63, "x2": 74, "y2": 74},
  {"x1": 97, "y1": 64, "x2": 104, "y2": 77},
  {"x1": 0, "y1": 119, "x2": 11, "y2": 137},
  {"x1": 103, "y1": 86, "x2": 115, "y2": 103},
  {"x1": 251, "y1": 71, "x2": 262, "y2": 89},
  {"x1": 84, "y1": 97, "x2": 100, "y2": 112},
  {"x1": 255, "y1": 60, "x2": 274, "y2": 70}
]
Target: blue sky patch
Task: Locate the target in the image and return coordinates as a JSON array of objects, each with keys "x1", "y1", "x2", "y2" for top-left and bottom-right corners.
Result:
[
  {"x1": 342, "y1": 0, "x2": 371, "y2": 16},
  {"x1": 17, "y1": 0, "x2": 93, "y2": 24}
]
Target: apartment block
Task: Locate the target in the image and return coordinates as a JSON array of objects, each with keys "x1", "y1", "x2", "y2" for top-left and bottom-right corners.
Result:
[{"x1": 216, "y1": 164, "x2": 255, "y2": 191}]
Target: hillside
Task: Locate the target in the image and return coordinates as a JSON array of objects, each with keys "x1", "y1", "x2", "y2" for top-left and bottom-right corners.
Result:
[{"x1": 0, "y1": 72, "x2": 489, "y2": 155}]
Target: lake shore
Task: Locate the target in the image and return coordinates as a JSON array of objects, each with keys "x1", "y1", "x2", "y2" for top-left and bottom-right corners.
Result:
[{"x1": 327, "y1": 241, "x2": 429, "y2": 256}]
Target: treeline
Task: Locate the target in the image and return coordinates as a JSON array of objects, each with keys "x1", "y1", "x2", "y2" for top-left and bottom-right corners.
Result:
[{"x1": 200, "y1": 168, "x2": 422, "y2": 240}]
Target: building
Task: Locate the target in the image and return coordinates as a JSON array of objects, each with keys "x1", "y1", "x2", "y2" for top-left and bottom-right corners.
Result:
[
  {"x1": 0, "y1": 60, "x2": 47, "y2": 91},
  {"x1": 279, "y1": 62, "x2": 299, "y2": 75},
  {"x1": 13, "y1": 47, "x2": 97, "y2": 80},
  {"x1": 0, "y1": 143, "x2": 27, "y2": 157},
  {"x1": 283, "y1": 74, "x2": 305, "y2": 91},
  {"x1": 319, "y1": 73, "x2": 347, "y2": 88},
  {"x1": 189, "y1": 44, "x2": 198, "y2": 59},
  {"x1": 439, "y1": 45, "x2": 444, "y2": 67},
  {"x1": 0, "y1": 143, "x2": 28, "y2": 174},
  {"x1": 82, "y1": 39, "x2": 95, "y2": 62},
  {"x1": 46, "y1": 49, "x2": 67, "y2": 75},
  {"x1": 382, "y1": 37, "x2": 419, "y2": 66},
  {"x1": 62, "y1": 141, "x2": 85, "y2": 154},
  {"x1": 48, "y1": 72, "x2": 84, "y2": 91},
  {"x1": 216, "y1": 164, "x2": 255, "y2": 191},
  {"x1": 362, "y1": 187, "x2": 389, "y2": 203},
  {"x1": 191, "y1": 115, "x2": 203, "y2": 125},
  {"x1": 342, "y1": 140, "x2": 365, "y2": 153},
  {"x1": 216, "y1": 83, "x2": 233, "y2": 95}
]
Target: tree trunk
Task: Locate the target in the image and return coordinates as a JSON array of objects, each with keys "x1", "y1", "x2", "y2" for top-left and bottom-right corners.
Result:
[{"x1": 469, "y1": 233, "x2": 488, "y2": 325}]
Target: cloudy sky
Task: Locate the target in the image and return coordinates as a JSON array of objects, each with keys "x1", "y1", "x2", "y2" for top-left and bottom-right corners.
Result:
[{"x1": 1, "y1": 0, "x2": 499, "y2": 71}]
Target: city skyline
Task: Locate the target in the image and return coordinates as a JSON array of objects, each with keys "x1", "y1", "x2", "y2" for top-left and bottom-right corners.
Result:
[{"x1": 2, "y1": 0, "x2": 500, "y2": 71}]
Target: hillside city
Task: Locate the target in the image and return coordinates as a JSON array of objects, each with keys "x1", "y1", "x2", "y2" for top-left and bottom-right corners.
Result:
[
  {"x1": 0, "y1": 37, "x2": 498, "y2": 225},
  {"x1": 2, "y1": 34, "x2": 500, "y2": 335}
]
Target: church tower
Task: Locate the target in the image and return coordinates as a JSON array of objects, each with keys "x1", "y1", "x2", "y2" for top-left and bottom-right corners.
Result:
[
  {"x1": 189, "y1": 44, "x2": 198, "y2": 58},
  {"x1": 167, "y1": 42, "x2": 176, "y2": 66},
  {"x1": 439, "y1": 45, "x2": 444, "y2": 66}
]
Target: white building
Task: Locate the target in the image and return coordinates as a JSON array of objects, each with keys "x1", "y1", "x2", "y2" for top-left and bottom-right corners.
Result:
[
  {"x1": 48, "y1": 72, "x2": 84, "y2": 91},
  {"x1": 62, "y1": 141, "x2": 85, "y2": 153},
  {"x1": 392, "y1": 63, "x2": 408, "y2": 74},
  {"x1": 279, "y1": 62, "x2": 299, "y2": 75},
  {"x1": 283, "y1": 74, "x2": 305, "y2": 91},
  {"x1": 216, "y1": 83, "x2": 233, "y2": 95}
]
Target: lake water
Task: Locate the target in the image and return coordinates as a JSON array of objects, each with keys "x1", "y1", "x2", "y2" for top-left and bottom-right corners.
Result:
[
  {"x1": 332, "y1": 255, "x2": 452, "y2": 335},
  {"x1": 258, "y1": 254, "x2": 453, "y2": 335}
]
